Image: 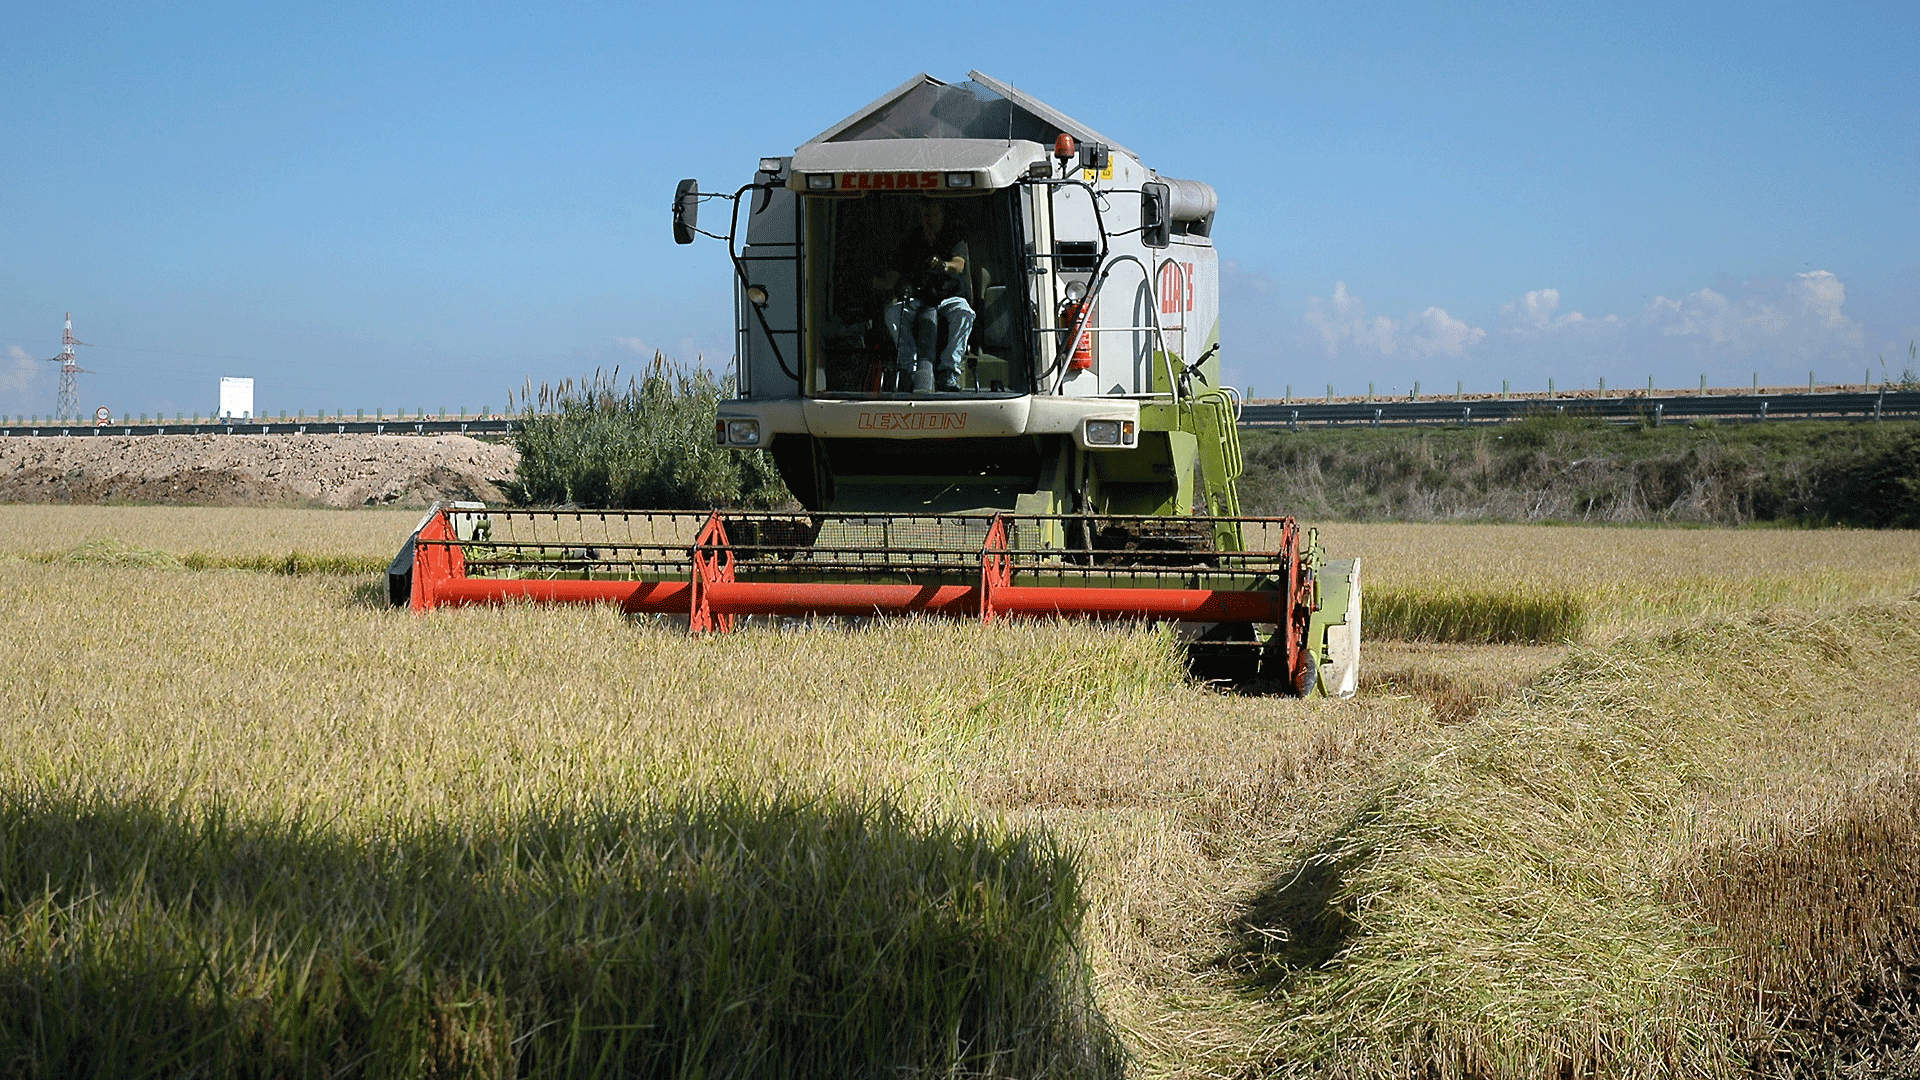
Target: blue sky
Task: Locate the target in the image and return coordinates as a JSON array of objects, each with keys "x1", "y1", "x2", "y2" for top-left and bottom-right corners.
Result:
[{"x1": 3, "y1": 1, "x2": 1915, "y2": 417}]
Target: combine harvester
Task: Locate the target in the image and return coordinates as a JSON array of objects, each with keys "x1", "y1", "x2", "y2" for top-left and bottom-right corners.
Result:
[{"x1": 391, "y1": 72, "x2": 1360, "y2": 695}]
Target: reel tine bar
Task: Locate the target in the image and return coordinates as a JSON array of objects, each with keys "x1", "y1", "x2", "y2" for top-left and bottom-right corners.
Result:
[{"x1": 407, "y1": 507, "x2": 1310, "y2": 636}]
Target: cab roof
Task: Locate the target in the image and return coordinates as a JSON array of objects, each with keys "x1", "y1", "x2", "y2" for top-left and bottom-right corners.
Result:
[{"x1": 799, "y1": 71, "x2": 1135, "y2": 160}]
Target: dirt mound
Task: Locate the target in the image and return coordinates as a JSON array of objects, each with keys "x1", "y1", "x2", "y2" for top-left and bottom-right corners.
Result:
[{"x1": 0, "y1": 434, "x2": 519, "y2": 508}]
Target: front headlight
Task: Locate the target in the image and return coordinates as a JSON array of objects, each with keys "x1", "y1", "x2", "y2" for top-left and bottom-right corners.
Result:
[
  {"x1": 725, "y1": 419, "x2": 761, "y2": 446},
  {"x1": 1085, "y1": 419, "x2": 1124, "y2": 446}
]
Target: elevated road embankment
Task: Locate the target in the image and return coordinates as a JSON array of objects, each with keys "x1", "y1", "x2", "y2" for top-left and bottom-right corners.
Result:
[
  {"x1": 0, "y1": 418, "x2": 517, "y2": 438},
  {"x1": 1240, "y1": 389, "x2": 1920, "y2": 429},
  {"x1": 5, "y1": 390, "x2": 1919, "y2": 439}
]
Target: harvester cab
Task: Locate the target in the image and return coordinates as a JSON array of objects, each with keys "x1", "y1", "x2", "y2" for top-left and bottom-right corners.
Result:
[
  {"x1": 683, "y1": 72, "x2": 1237, "y2": 537},
  {"x1": 394, "y1": 72, "x2": 1360, "y2": 696}
]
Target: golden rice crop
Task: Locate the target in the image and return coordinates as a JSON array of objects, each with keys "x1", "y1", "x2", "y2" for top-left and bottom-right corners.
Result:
[
  {"x1": 0, "y1": 551, "x2": 1443, "y2": 1079},
  {"x1": 1364, "y1": 584, "x2": 1587, "y2": 644},
  {"x1": 1230, "y1": 600, "x2": 1920, "y2": 1079},
  {"x1": 0, "y1": 504, "x2": 421, "y2": 560},
  {"x1": 1319, "y1": 521, "x2": 1920, "y2": 640},
  {"x1": 1, "y1": 507, "x2": 1917, "y2": 1077}
]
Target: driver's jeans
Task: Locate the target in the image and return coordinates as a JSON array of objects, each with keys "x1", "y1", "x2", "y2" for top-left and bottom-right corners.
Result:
[{"x1": 884, "y1": 296, "x2": 975, "y2": 379}]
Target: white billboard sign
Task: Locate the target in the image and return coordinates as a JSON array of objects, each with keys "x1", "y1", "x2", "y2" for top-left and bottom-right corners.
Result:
[{"x1": 219, "y1": 377, "x2": 254, "y2": 420}]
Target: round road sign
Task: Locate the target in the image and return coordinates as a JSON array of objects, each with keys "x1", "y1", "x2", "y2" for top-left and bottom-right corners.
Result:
[{"x1": 94, "y1": 406, "x2": 112, "y2": 424}]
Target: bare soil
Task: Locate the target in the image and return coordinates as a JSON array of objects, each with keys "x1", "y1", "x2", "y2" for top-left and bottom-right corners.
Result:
[{"x1": 0, "y1": 434, "x2": 519, "y2": 508}]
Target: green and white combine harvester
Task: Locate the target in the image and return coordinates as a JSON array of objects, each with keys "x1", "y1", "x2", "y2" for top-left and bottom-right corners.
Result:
[{"x1": 390, "y1": 72, "x2": 1361, "y2": 695}]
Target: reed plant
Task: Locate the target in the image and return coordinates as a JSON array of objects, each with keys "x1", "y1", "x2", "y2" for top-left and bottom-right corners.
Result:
[{"x1": 509, "y1": 357, "x2": 789, "y2": 509}]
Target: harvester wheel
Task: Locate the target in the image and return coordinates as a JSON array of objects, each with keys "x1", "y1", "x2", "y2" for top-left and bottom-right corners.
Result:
[{"x1": 1290, "y1": 647, "x2": 1318, "y2": 698}]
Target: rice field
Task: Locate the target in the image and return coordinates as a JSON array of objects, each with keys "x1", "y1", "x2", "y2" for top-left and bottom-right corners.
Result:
[
  {"x1": 2, "y1": 508, "x2": 1917, "y2": 1077},
  {"x1": 1319, "y1": 521, "x2": 1920, "y2": 638}
]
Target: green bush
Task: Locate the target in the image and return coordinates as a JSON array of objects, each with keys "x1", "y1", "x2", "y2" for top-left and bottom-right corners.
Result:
[
  {"x1": 509, "y1": 358, "x2": 789, "y2": 509},
  {"x1": 1239, "y1": 419, "x2": 1920, "y2": 526}
]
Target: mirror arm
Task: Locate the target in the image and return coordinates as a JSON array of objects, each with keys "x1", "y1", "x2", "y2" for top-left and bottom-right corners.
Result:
[{"x1": 722, "y1": 184, "x2": 802, "y2": 386}]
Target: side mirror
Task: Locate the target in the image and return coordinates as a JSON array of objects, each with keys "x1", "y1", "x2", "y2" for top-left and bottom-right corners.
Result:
[
  {"x1": 1141, "y1": 182, "x2": 1170, "y2": 249},
  {"x1": 672, "y1": 178, "x2": 700, "y2": 245}
]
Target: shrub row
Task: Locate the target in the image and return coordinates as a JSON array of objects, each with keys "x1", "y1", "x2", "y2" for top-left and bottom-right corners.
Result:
[
  {"x1": 509, "y1": 359, "x2": 789, "y2": 510},
  {"x1": 1242, "y1": 416, "x2": 1920, "y2": 526}
]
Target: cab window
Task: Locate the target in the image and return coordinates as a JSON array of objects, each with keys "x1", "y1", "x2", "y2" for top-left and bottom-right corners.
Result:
[{"x1": 802, "y1": 189, "x2": 1030, "y2": 396}]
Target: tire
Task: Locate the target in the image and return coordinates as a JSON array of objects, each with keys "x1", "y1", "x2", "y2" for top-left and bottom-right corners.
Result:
[{"x1": 1289, "y1": 646, "x2": 1319, "y2": 699}]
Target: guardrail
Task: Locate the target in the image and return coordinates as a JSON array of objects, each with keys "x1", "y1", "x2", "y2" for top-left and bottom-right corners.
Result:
[
  {"x1": 1241, "y1": 390, "x2": 1920, "y2": 429},
  {"x1": 0, "y1": 418, "x2": 518, "y2": 438},
  {"x1": 6, "y1": 390, "x2": 1919, "y2": 439}
]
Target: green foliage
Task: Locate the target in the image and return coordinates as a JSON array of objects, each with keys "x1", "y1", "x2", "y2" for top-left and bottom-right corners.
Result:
[
  {"x1": 509, "y1": 358, "x2": 789, "y2": 510},
  {"x1": 0, "y1": 788, "x2": 1123, "y2": 1079},
  {"x1": 1886, "y1": 340, "x2": 1918, "y2": 391},
  {"x1": 1498, "y1": 410, "x2": 1610, "y2": 450},
  {"x1": 1240, "y1": 419, "x2": 1920, "y2": 526}
]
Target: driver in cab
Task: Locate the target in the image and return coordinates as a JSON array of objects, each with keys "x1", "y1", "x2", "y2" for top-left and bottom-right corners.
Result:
[{"x1": 872, "y1": 198, "x2": 974, "y2": 394}]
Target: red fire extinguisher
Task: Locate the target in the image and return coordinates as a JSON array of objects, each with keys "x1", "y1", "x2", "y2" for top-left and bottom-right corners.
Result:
[{"x1": 1058, "y1": 287, "x2": 1094, "y2": 371}]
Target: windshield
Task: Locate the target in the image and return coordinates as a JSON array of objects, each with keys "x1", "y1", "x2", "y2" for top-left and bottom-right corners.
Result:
[{"x1": 802, "y1": 189, "x2": 1031, "y2": 396}]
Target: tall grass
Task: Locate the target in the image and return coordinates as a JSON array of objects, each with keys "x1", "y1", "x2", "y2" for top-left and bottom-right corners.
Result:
[
  {"x1": 0, "y1": 788, "x2": 1121, "y2": 1079},
  {"x1": 510, "y1": 357, "x2": 789, "y2": 509}
]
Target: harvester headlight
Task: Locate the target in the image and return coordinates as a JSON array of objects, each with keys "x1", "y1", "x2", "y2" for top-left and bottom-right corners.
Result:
[
  {"x1": 746, "y1": 285, "x2": 769, "y2": 307},
  {"x1": 806, "y1": 173, "x2": 836, "y2": 190},
  {"x1": 758, "y1": 157, "x2": 785, "y2": 175},
  {"x1": 1085, "y1": 419, "x2": 1124, "y2": 446},
  {"x1": 725, "y1": 419, "x2": 761, "y2": 446},
  {"x1": 944, "y1": 172, "x2": 976, "y2": 188}
]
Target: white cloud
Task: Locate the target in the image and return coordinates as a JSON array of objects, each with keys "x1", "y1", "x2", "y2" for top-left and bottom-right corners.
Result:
[
  {"x1": 1303, "y1": 282, "x2": 1485, "y2": 360},
  {"x1": 1499, "y1": 288, "x2": 1610, "y2": 332},
  {"x1": 1638, "y1": 271, "x2": 1863, "y2": 360},
  {"x1": 1274, "y1": 272, "x2": 1871, "y2": 390},
  {"x1": 3, "y1": 345, "x2": 45, "y2": 407},
  {"x1": 614, "y1": 335, "x2": 709, "y2": 364}
]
